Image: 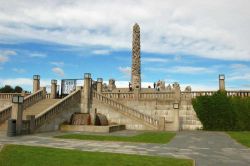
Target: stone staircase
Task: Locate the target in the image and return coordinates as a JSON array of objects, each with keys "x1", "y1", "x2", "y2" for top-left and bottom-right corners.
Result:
[
  {"x1": 92, "y1": 91, "x2": 159, "y2": 129},
  {"x1": 179, "y1": 104, "x2": 203, "y2": 130},
  {"x1": 23, "y1": 99, "x2": 60, "y2": 119},
  {"x1": 0, "y1": 88, "x2": 47, "y2": 131}
]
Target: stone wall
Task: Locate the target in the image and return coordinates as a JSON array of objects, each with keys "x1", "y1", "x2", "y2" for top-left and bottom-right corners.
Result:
[
  {"x1": 92, "y1": 100, "x2": 155, "y2": 130},
  {"x1": 35, "y1": 104, "x2": 81, "y2": 133}
]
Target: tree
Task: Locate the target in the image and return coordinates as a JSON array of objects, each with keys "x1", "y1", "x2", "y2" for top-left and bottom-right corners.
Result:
[
  {"x1": 0, "y1": 85, "x2": 14, "y2": 93},
  {"x1": 14, "y1": 86, "x2": 23, "y2": 93}
]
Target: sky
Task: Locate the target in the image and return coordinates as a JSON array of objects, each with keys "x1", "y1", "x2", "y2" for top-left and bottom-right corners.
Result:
[{"x1": 0, "y1": 0, "x2": 250, "y2": 91}]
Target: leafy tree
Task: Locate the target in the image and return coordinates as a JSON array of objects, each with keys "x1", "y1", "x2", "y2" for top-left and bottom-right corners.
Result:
[
  {"x1": 0, "y1": 85, "x2": 14, "y2": 93},
  {"x1": 14, "y1": 86, "x2": 23, "y2": 93}
]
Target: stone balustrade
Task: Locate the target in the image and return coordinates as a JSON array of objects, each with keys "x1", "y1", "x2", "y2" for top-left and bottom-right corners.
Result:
[
  {"x1": 101, "y1": 91, "x2": 175, "y2": 100},
  {"x1": 0, "y1": 93, "x2": 30, "y2": 100},
  {"x1": 34, "y1": 89, "x2": 81, "y2": 130},
  {"x1": 93, "y1": 91, "x2": 159, "y2": 128},
  {"x1": 23, "y1": 88, "x2": 46, "y2": 109},
  {"x1": 46, "y1": 93, "x2": 51, "y2": 99},
  {"x1": 139, "y1": 92, "x2": 174, "y2": 100},
  {"x1": 0, "y1": 105, "x2": 12, "y2": 124},
  {"x1": 181, "y1": 90, "x2": 250, "y2": 100}
]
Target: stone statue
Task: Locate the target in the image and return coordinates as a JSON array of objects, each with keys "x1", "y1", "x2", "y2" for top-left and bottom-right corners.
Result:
[
  {"x1": 131, "y1": 23, "x2": 141, "y2": 89},
  {"x1": 102, "y1": 83, "x2": 108, "y2": 92},
  {"x1": 172, "y1": 82, "x2": 180, "y2": 91},
  {"x1": 185, "y1": 86, "x2": 192, "y2": 92},
  {"x1": 108, "y1": 79, "x2": 116, "y2": 91},
  {"x1": 166, "y1": 84, "x2": 172, "y2": 91},
  {"x1": 159, "y1": 80, "x2": 165, "y2": 90}
]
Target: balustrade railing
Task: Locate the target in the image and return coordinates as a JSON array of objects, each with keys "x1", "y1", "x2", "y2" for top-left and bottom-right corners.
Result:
[
  {"x1": 34, "y1": 90, "x2": 80, "y2": 130},
  {"x1": 93, "y1": 91, "x2": 159, "y2": 128},
  {"x1": 102, "y1": 91, "x2": 175, "y2": 100},
  {"x1": 0, "y1": 93, "x2": 25, "y2": 100},
  {"x1": 46, "y1": 93, "x2": 51, "y2": 99},
  {"x1": 181, "y1": 90, "x2": 250, "y2": 99},
  {"x1": 23, "y1": 89, "x2": 45, "y2": 109},
  {"x1": 0, "y1": 105, "x2": 12, "y2": 124}
]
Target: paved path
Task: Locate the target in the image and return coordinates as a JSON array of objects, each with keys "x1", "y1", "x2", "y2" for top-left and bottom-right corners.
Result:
[{"x1": 0, "y1": 131, "x2": 249, "y2": 166}]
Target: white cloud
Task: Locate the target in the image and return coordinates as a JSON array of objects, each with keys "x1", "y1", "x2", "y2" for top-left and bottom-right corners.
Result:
[
  {"x1": 146, "y1": 66, "x2": 215, "y2": 74},
  {"x1": 52, "y1": 67, "x2": 64, "y2": 77},
  {"x1": 118, "y1": 66, "x2": 131, "y2": 77},
  {"x1": 227, "y1": 64, "x2": 250, "y2": 81},
  {"x1": 0, "y1": 1, "x2": 250, "y2": 61},
  {"x1": 142, "y1": 58, "x2": 168, "y2": 63},
  {"x1": 0, "y1": 50, "x2": 16, "y2": 63},
  {"x1": 29, "y1": 53, "x2": 47, "y2": 58},
  {"x1": 92, "y1": 49, "x2": 111, "y2": 55},
  {"x1": 12, "y1": 68, "x2": 26, "y2": 74},
  {"x1": 50, "y1": 61, "x2": 64, "y2": 66}
]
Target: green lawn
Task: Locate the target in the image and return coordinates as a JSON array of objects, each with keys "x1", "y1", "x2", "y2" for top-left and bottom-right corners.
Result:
[
  {"x1": 55, "y1": 132, "x2": 176, "y2": 144},
  {"x1": 227, "y1": 132, "x2": 250, "y2": 148},
  {"x1": 0, "y1": 145, "x2": 193, "y2": 166}
]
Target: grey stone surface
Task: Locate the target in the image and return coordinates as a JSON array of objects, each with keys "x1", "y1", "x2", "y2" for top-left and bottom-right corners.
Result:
[{"x1": 0, "y1": 131, "x2": 249, "y2": 166}]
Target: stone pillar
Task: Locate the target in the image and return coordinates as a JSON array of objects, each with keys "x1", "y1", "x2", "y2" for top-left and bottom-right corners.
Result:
[
  {"x1": 97, "y1": 78, "x2": 103, "y2": 93},
  {"x1": 173, "y1": 103, "x2": 180, "y2": 131},
  {"x1": 51, "y1": 80, "x2": 57, "y2": 99},
  {"x1": 219, "y1": 74, "x2": 225, "y2": 91},
  {"x1": 131, "y1": 23, "x2": 141, "y2": 90},
  {"x1": 83, "y1": 73, "x2": 91, "y2": 113},
  {"x1": 33, "y1": 75, "x2": 40, "y2": 93},
  {"x1": 11, "y1": 96, "x2": 24, "y2": 135}
]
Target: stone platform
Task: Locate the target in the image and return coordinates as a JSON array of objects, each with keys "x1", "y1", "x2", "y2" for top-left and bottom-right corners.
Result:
[{"x1": 60, "y1": 124, "x2": 126, "y2": 133}]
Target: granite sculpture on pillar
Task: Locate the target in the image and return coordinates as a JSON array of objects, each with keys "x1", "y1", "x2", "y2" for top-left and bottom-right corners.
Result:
[{"x1": 131, "y1": 23, "x2": 141, "y2": 90}]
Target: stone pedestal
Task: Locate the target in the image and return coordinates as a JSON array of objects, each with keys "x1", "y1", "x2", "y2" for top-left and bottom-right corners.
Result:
[
  {"x1": 33, "y1": 75, "x2": 40, "y2": 93},
  {"x1": 51, "y1": 80, "x2": 57, "y2": 99},
  {"x1": 134, "y1": 88, "x2": 140, "y2": 100}
]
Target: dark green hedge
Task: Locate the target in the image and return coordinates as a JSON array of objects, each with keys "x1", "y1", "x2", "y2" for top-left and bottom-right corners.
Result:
[{"x1": 192, "y1": 91, "x2": 250, "y2": 131}]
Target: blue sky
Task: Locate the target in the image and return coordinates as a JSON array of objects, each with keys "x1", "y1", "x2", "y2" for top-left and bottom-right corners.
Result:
[{"x1": 0, "y1": 0, "x2": 250, "y2": 91}]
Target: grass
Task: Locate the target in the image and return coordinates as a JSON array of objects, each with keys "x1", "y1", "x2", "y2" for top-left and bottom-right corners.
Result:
[
  {"x1": 55, "y1": 132, "x2": 176, "y2": 144},
  {"x1": 227, "y1": 132, "x2": 250, "y2": 148},
  {"x1": 0, "y1": 145, "x2": 193, "y2": 166}
]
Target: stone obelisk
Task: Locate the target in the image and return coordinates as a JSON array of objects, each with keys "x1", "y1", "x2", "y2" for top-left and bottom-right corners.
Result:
[{"x1": 131, "y1": 23, "x2": 141, "y2": 89}]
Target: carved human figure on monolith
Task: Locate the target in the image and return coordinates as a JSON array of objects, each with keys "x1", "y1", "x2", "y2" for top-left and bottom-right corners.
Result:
[{"x1": 131, "y1": 23, "x2": 141, "y2": 90}]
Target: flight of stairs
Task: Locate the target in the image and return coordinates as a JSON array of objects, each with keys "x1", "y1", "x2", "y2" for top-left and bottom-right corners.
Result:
[
  {"x1": 23, "y1": 99, "x2": 60, "y2": 119},
  {"x1": 179, "y1": 104, "x2": 203, "y2": 130}
]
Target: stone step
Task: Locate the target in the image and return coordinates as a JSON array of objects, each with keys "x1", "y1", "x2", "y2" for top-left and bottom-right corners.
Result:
[{"x1": 23, "y1": 99, "x2": 60, "y2": 119}]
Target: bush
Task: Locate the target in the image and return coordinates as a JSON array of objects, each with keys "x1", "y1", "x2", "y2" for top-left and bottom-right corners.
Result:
[{"x1": 192, "y1": 91, "x2": 250, "y2": 131}]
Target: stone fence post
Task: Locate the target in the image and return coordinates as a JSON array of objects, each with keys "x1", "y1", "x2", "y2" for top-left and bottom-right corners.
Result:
[
  {"x1": 51, "y1": 80, "x2": 57, "y2": 99},
  {"x1": 33, "y1": 75, "x2": 40, "y2": 93},
  {"x1": 11, "y1": 96, "x2": 24, "y2": 135}
]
